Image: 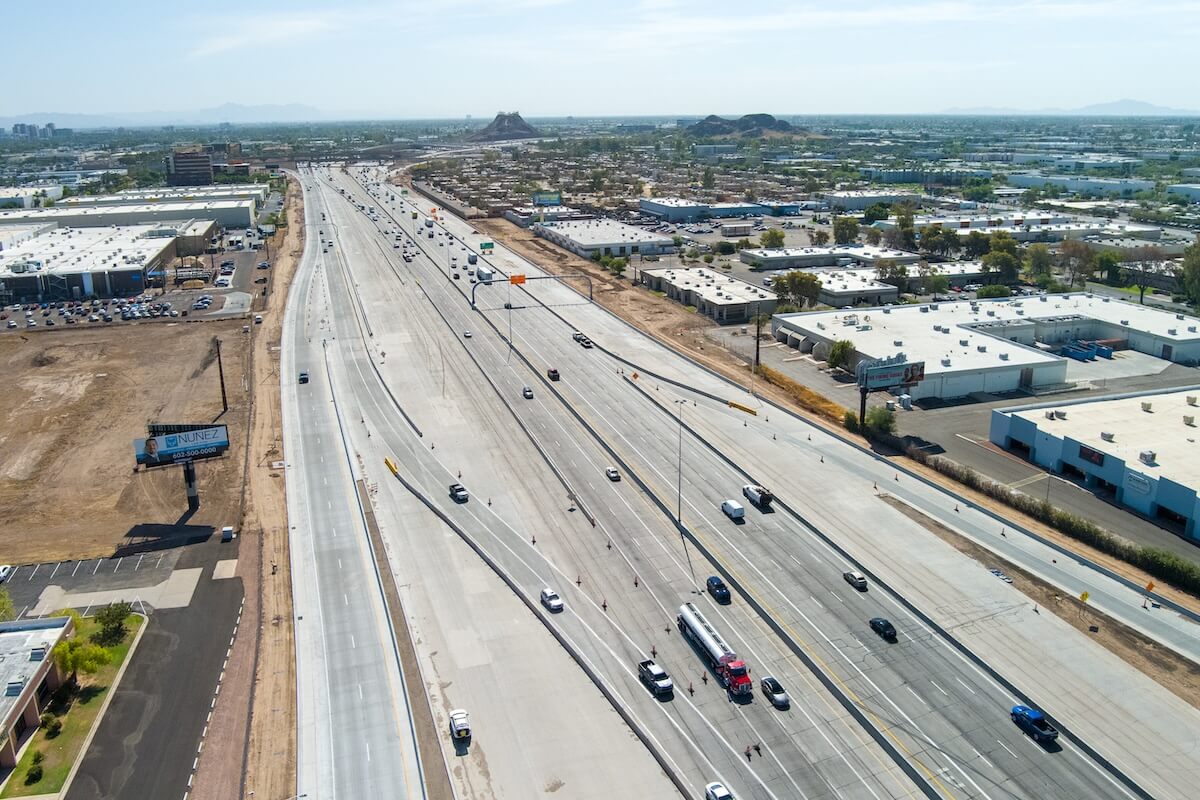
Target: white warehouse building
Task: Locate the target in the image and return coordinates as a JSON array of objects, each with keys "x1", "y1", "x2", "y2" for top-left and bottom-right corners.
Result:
[
  {"x1": 773, "y1": 294, "x2": 1200, "y2": 401},
  {"x1": 532, "y1": 219, "x2": 674, "y2": 258}
]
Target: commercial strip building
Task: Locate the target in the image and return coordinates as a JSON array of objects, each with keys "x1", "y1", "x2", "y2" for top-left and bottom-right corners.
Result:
[
  {"x1": 762, "y1": 261, "x2": 991, "y2": 306},
  {"x1": 641, "y1": 266, "x2": 776, "y2": 323},
  {"x1": 859, "y1": 166, "x2": 992, "y2": 184},
  {"x1": 0, "y1": 186, "x2": 65, "y2": 209},
  {"x1": 0, "y1": 199, "x2": 255, "y2": 231},
  {"x1": 773, "y1": 294, "x2": 1200, "y2": 401},
  {"x1": 990, "y1": 388, "x2": 1200, "y2": 540},
  {"x1": 740, "y1": 244, "x2": 922, "y2": 270},
  {"x1": 1168, "y1": 184, "x2": 1200, "y2": 203},
  {"x1": 882, "y1": 211, "x2": 1074, "y2": 231},
  {"x1": 639, "y1": 197, "x2": 766, "y2": 222},
  {"x1": 952, "y1": 220, "x2": 1162, "y2": 243},
  {"x1": 502, "y1": 205, "x2": 591, "y2": 227},
  {"x1": 0, "y1": 224, "x2": 177, "y2": 301},
  {"x1": 0, "y1": 618, "x2": 73, "y2": 770},
  {"x1": 823, "y1": 190, "x2": 920, "y2": 211},
  {"x1": 533, "y1": 218, "x2": 674, "y2": 258},
  {"x1": 1006, "y1": 174, "x2": 1156, "y2": 196}
]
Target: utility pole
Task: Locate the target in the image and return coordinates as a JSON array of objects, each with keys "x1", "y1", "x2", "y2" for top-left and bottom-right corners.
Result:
[{"x1": 215, "y1": 337, "x2": 229, "y2": 413}]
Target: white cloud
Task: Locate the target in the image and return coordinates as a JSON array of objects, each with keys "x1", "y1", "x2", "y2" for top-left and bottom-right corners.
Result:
[{"x1": 189, "y1": 12, "x2": 340, "y2": 58}]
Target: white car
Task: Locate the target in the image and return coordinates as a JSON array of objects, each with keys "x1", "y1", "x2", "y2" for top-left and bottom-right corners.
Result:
[
  {"x1": 706, "y1": 782, "x2": 734, "y2": 800},
  {"x1": 449, "y1": 708, "x2": 471, "y2": 740},
  {"x1": 540, "y1": 588, "x2": 564, "y2": 613},
  {"x1": 463, "y1": 330, "x2": 472, "y2": 338},
  {"x1": 0, "y1": 565, "x2": 11, "y2": 583},
  {"x1": 605, "y1": 468, "x2": 620, "y2": 481}
]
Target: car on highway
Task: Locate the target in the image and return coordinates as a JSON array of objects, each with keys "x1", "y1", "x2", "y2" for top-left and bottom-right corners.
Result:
[
  {"x1": 449, "y1": 709, "x2": 471, "y2": 740},
  {"x1": 540, "y1": 588, "x2": 564, "y2": 613},
  {"x1": 760, "y1": 676, "x2": 790, "y2": 709},
  {"x1": 843, "y1": 570, "x2": 868, "y2": 591},
  {"x1": 706, "y1": 576, "x2": 731, "y2": 604},
  {"x1": 522, "y1": 386, "x2": 534, "y2": 399},
  {"x1": 463, "y1": 330, "x2": 472, "y2": 338},
  {"x1": 298, "y1": 371, "x2": 309, "y2": 384},
  {"x1": 604, "y1": 468, "x2": 620, "y2": 481},
  {"x1": 449, "y1": 483, "x2": 469, "y2": 503},
  {"x1": 1011, "y1": 705, "x2": 1059, "y2": 742},
  {"x1": 580, "y1": 338, "x2": 594, "y2": 349},
  {"x1": 705, "y1": 781, "x2": 734, "y2": 800},
  {"x1": 869, "y1": 617, "x2": 897, "y2": 641},
  {"x1": 547, "y1": 368, "x2": 560, "y2": 381}
]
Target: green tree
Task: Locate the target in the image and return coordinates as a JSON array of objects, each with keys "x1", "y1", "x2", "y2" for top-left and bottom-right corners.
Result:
[
  {"x1": 93, "y1": 602, "x2": 132, "y2": 645},
  {"x1": 52, "y1": 638, "x2": 111, "y2": 686},
  {"x1": 702, "y1": 253, "x2": 714, "y2": 264},
  {"x1": 863, "y1": 203, "x2": 891, "y2": 224},
  {"x1": 685, "y1": 247, "x2": 700, "y2": 260},
  {"x1": 1094, "y1": 250, "x2": 1121, "y2": 284},
  {"x1": 988, "y1": 231, "x2": 1019, "y2": 258},
  {"x1": 702, "y1": 167, "x2": 715, "y2": 190},
  {"x1": 1058, "y1": 239, "x2": 1096, "y2": 287},
  {"x1": 976, "y1": 285, "x2": 1013, "y2": 298},
  {"x1": 760, "y1": 227, "x2": 785, "y2": 249},
  {"x1": 773, "y1": 271, "x2": 821, "y2": 308},
  {"x1": 981, "y1": 251, "x2": 1021, "y2": 284},
  {"x1": 716, "y1": 240, "x2": 736, "y2": 255},
  {"x1": 1179, "y1": 239, "x2": 1200, "y2": 303},
  {"x1": 876, "y1": 260, "x2": 909, "y2": 288},
  {"x1": 833, "y1": 216, "x2": 859, "y2": 245},
  {"x1": 827, "y1": 339, "x2": 856, "y2": 370},
  {"x1": 1025, "y1": 243, "x2": 1053, "y2": 280},
  {"x1": 864, "y1": 227, "x2": 882, "y2": 246},
  {"x1": 1124, "y1": 245, "x2": 1165, "y2": 304},
  {"x1": 810, "y1": 229, "x2": 830, "y2": 247},
  {"x1": 864, "y1": 406, "x2": 897, "y2": 435},
  {"x1": 735, "y1": 237, "x2": 753, "y2": 251},
  {"x1": 671, "y1": 235, "x2": 684, "y2": 248},
  {"x1": 964, "y1": 230, "x2": 991, "y2": 258}
]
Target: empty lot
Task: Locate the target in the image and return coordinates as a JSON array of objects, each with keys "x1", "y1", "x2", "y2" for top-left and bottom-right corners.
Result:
[{"x1": 0, "y1": 321, "x2": 251, "y2": 562}]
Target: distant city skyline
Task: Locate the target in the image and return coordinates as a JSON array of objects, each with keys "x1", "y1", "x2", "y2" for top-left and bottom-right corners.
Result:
[{"x1": 7, "y1": 0, "x2": 1199, "y2": 119}]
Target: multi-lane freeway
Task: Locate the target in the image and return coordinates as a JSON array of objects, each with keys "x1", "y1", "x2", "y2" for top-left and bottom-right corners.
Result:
[{"x1": 282, "y1": 162, "x2": 1200, "y2": 800}]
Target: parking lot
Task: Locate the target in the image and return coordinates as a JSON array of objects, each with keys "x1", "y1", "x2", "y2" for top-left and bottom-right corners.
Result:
[{"x1": 1, "y1": 548, "x2": 185, "y2": 618}]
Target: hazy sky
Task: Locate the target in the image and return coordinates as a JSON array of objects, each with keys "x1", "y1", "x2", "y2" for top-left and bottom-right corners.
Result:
[{"x1": 6, "y1": 0, "x2": 1199, "y2": 117}]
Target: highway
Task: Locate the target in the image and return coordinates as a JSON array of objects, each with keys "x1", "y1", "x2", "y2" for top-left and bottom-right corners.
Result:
[
  {"x1": 281, "y1": 178, "x2": 425, "y2": 798},
  {"x1": 289, "y1": 162, "x2": 1200, "y2": 800}
]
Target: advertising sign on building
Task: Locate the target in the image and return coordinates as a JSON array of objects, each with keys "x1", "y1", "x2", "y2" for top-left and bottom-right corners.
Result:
[
  {"x1": 531, "y1": 191, "x2": 562, "y2": 207},
  {"x1": 133, "y1": 425, "x2": 230, "y2": 467}
]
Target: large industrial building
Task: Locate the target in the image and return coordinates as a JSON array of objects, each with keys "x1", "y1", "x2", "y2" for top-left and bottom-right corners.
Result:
[
  {"x1": 62, "y1": 184, "x2": 269, "y2": 210},
  {"x1": 740, "y1": 244, "x2": 922, "y2": 270},
  {"x1": 1006, "y1": 174, "x2": 1156, "y2": 196},
  {"x1": 762, "y1": 261, "x2": 991, "y2": 306},
  {"x1": 641, "y1": 266, "x2": 776, "y2": 323},
  {"x1": 639, "y1": 197, "x2": 766, "y2": 222},
  {"x1": 533, "y1": 219, "x2": 674, "y2": 258},
  {"x1": 823, "y1": 190, "x2": 920, "y2": 211},
  {"x1": 0, "y1": 199, "x2": 255, "y2": 230},
  {"x1": 0, "y1": 224, "x2": 177, "y2": 301},
  {"x1": 882, "y1": 211, "x2": 1074, "y2": 231},
  {"x1": 0, "y1": 185, "x2": 65, "y2": 209},
  {"x1": 1168, "y1": 184, "x2": 1200, "y2": 203},
  {"x1": 773, "y1": 294, "x2": 1200, "y2": 401},
  {"x1": 990, "y1": 388, "x2": 1200, "y2": 541}
]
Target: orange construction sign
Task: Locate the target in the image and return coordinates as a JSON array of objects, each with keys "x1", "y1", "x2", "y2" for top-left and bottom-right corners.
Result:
[{"x1": 510, "y1": 274, "x2": 527, "y2": 285}]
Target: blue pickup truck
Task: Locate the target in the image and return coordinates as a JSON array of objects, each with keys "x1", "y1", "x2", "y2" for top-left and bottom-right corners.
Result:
[{"x1": 1011, "y1": 705, "x2": 1059, "y2": 742}]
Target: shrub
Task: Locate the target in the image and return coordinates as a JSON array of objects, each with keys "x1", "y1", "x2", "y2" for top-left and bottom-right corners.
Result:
[
  {"x1": 843, "y1": 410, "x2": 859, "y2": 432},
  {"x1": 755, "y1": 365, "x2": 845, "y2": 423},
  {"x1": 702, "y1": 254, "x2": 715, "y2": 264},
  {"x1": 31, "y1": 750, "x2": 44, "y2": 765},
  {"x1": 46, "y1": 718, "x2": 62, "y2": 738},
  {"x1": 976, "y1": 285, "x2": 1011, "y2": 299},
  {"x1": 26, "y1": 764, "x2": 43, "y2": 785},
  {"x1": 864, "y1": 406, "x2": 896, "y2": 434}
]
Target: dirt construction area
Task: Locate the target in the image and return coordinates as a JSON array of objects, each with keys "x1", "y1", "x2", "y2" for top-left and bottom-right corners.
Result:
[{"x1": 0, "y1": 321, "x2": 251, "y2": 563}]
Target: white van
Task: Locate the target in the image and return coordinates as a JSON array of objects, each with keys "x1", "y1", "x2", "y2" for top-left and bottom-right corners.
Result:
[{"x1": 720, "y1": 499, "x2": 745, "y2": 520}]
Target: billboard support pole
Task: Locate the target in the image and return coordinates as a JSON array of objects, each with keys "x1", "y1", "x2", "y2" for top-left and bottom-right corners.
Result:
[
  {"x1": 859, "y1": 386, "x2": 868, "y2": 427},
  {"x1": 183, "y1": 461, "x2": 200, "y2": 511},
  {"x1": 215, "y1": 338, "x2": 229, "y2": 413}
]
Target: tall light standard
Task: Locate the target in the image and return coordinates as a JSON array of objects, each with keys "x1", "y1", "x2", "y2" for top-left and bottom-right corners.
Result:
[{"x1": 674, "y1": 398, "x2": 699, "y2": 590}]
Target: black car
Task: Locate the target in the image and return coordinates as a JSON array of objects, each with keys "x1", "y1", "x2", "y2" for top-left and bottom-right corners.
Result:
[
  {"x1": 706, "y1": 576, "x2": 731, "y2": 604},
  {"x1": 298, "y1": 371, "x2": 310, "y2": 384},
  {"x1": 869, "y1": 617, "x2": 897, "y2": 641}
]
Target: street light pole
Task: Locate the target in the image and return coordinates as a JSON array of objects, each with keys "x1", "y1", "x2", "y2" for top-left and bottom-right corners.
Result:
[{"x1": 674, "y1": 399, "x2": 699, "y2": 590}]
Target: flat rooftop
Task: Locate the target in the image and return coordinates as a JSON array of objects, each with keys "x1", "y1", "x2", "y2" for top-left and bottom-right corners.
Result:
[
  {"x1": 642, "y1": 197, "x2": 706, "y2": 208},
  {"x1": 952, "y1": 221, "x2": 1160, "y2": 237},
  {"x1": 825, "y1": 190, "x2": 918, "y2": 197},
  {"x1": 0, "y1": 224, "x2": 174, "y2": 278},
  {"x1": 806, "y1": 268, "x2": 896, "y2": 294},
  {"x1": 0, "y1": 199, "x2": 255, "y2": 224},
  {"x1": 644, "y1": 266, "x2": 776, "y2": 305},
  {"x1": 743, "y1": 244, "x2": 921, "y2": 262},
  {"x1": 536, "y1": 219, "x2": 673, "y2": 247},
  {"x1": 1005, "y1": 388, "x2": 1200, "y2": 488},
  {"x1": 63, "y1": 185, "x2": 268, "y2": 207},
  {"x1": 0, "y1": 223, "x2": 54, "y2": 249},
  {"x1": 0, "y1": 618, "x2": 71, "y2": 724},
  {"x1": 117, "y1": 184, "x2": 268, "y2": 199},
  {"x1": 775, "y1": 293, "x2": 1200, "y2": 374}
]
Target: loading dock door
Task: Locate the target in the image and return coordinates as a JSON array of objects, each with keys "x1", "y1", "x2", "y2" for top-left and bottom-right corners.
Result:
[{"x1": 1019, "y1": 367, "x2": 1034, "y2": 388}]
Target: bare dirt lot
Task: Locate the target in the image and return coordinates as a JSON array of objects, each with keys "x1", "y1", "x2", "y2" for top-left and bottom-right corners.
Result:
[
  {"x1": 881, "y1": 494, "x2": 1200, "y2": 708},
  {"x1": 0, "y1": 321, "x2": 251, "y2": 563}
]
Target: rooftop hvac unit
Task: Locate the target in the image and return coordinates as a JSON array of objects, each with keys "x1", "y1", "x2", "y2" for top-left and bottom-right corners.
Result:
[
  {"x1": 1168, "y1": 328, "x2": 1177, "y2": 336},
  {"x1": 920, "y1": 305, "x2": 930, "y2": 313},
  {"x1": 1120, "y1": 319, "x2": 1129, "y2": 325},
  {"x1": 1101, "y1": 431, "x2": 1115, "y2": 442},
  {"x1": 987, "y1": 310, "x2": 996, "y2": 316},
  {"x1": 1189, "y1": 326, "x2": 1198, "y2": 333},
  {"x1": 1102, "y1": 297, "x2": 1110, "y2": 302},
  {"x1": 1139, "y1": 450, "x2": 1156, "y2": 466},
  {"x1": 1177, "y1": 314, "x2": 1185, "y2": 321},
  {"x1": 999, "y1": 352, "x2": 1010, "y2": 360},
  {"x1": 959, "y1": 339, "x2": 969, "y2": 346},
  {"x1": 894, "y1": 339, "x2": 903, "y2": 347},
  {"x1": 1185, "y1": 415, "x2": 1196, "y2": 427},
  {"x1": 1045, "y1": 410, "x2": 1056, "y2": 420},
  {"x1": 883, "y1": 307, "x2": 891, "y2": 314},
  {"x1": 977, "y1": 344, "x2": 988, "y2": 352},
  {"x1": 1054, "y1": 409, "x2": 1067, "y2": 419},
  {"x1": 1142, "y1": 402, "x2": 1153, "y2": 412},
  {"x1": 1016, "y1": 309, "x2": 1025, "y2": 316},
  {"x1": 1188, "y1": 396, "x2": 1197, "y2": 406},
  {"x1": 5, "y1": 678, "x2": 24, "y2": 697},
  {"x1": 941, "y1": 358, "x2": 951, "y2": 367}
]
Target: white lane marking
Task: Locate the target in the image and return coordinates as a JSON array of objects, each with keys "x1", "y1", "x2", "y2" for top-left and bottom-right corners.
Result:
[
  {"x1": 71, "y1": 561, "x2": 82, "y2": 577},
  {"x1": 49, "y1": 562, "x2": 61, "y2": 579},
  {"x1": 972, "y1": 748, "x2": 994, "y2": 770},
  {"x1": 828, "y1": 589, "x2": 843, "y2": 603},
  {"x1": 28, "y1": 564, "x2": 40, "y2": 580},
  {"x1": 906, "y1": 687, "x2": 926, "y2": 705},
  {"x1": 929, "y1": 679, "x2": 949, "y2": 696},
  {"x1": 955, "y1": 677, "x2": 977, "y2": 695},
  {"x1": 997, "y1": 740, "x2": 1019, "y2": 759},
  {"x1": 810, "y1": 595, "x2": 825, "y2": 610}
]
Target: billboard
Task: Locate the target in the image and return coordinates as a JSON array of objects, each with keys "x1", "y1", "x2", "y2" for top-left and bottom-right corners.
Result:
[
  {"x1": 134, "y1": 425, "x2": 230, "y2": 467},
  {"x1": 531, "y1": 191, "x2": 561, "y2": 207},
  {"x1": 861, "y1": 361, "x2": 925, "y2": 391}
]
